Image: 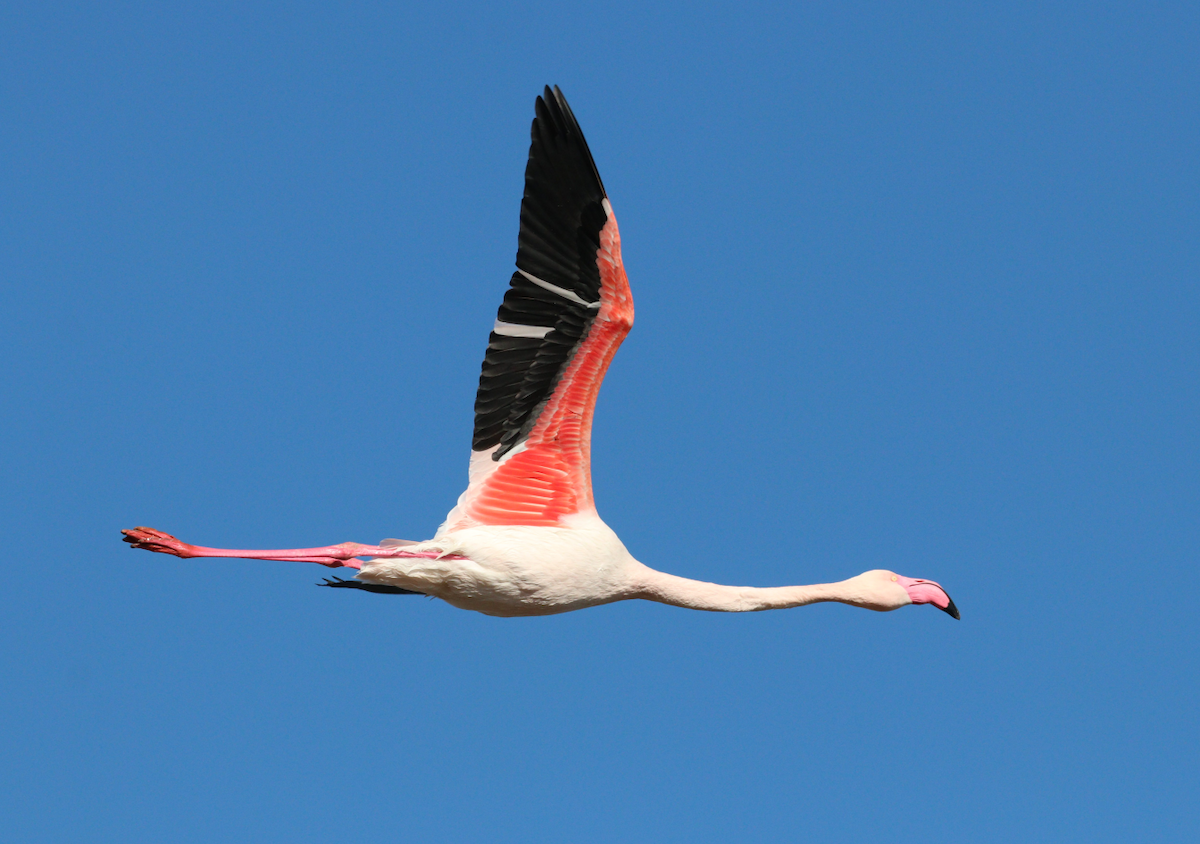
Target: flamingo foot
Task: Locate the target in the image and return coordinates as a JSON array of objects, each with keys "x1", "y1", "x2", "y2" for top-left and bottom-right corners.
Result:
[{"x1": 122, "y1": 527, "x2": 196, "y2": 557}]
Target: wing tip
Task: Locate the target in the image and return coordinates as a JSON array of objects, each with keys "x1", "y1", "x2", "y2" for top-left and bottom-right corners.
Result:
[{"x1": 534, "y1": 84, "x2": 607, "y2": 199}]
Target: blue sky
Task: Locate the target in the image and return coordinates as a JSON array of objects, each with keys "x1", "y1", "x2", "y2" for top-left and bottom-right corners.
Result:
[{"x1": 3, "y1": 2, "x2": 1197, "y2": 841}]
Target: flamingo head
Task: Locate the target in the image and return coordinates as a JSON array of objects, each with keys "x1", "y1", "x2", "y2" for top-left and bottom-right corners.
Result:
[{"x1": 846, "y1": 570, "x2": 960, "y2": 619}]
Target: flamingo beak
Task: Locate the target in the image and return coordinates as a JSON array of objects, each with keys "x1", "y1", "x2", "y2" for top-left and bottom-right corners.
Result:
[
  {"x1": 897, "y1": 576, "x2": 961, "y2": 620},
  {"x1": 938, "y1": 593, "x2": 961, "y2": 620}
]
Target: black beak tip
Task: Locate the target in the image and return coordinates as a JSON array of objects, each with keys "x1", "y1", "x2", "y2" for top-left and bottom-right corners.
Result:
[{"x1": 939, "y1": 595, "x2": 961, "y2": 620}]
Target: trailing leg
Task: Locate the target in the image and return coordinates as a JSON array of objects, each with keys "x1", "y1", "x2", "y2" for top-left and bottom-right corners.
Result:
[{"x1": 121, "y1": 526, "x2": 404, "y2": 569}]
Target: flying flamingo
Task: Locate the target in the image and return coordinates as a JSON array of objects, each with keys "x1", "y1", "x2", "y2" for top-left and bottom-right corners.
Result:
[{"x1": 123, "y1": 86, "x2": 959, "y2": 621}]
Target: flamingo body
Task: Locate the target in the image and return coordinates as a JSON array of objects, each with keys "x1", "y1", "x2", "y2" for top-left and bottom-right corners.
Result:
[
  {"x1": 122, "y1": 86, "x2": 959, "y2": 622},
  {"x1": 361, "y1": 518, "x2": 635, "y2": 617}
]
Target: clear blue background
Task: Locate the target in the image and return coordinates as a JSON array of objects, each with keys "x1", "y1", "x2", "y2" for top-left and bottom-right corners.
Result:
[{"x1": 3, "y1": 3, "x2": 1197, "y2": 841}]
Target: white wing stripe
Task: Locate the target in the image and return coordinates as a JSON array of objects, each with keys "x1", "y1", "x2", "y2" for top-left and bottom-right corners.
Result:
[
  {"x1": 493, "y1": 320, "x2": 554, "y2": 339},
  {"x1": 518, "y1": 269, "x2": 601, "y2": 309}
]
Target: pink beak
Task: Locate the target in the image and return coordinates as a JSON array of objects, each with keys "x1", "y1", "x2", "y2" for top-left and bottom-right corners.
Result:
[{"x1": 896, "y1": 576, "x2": 960, "y2": 619}]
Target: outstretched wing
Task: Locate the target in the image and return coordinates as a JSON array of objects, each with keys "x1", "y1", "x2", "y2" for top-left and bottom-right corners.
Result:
[{"x1": 441, "y1": 86, "x2": 633, "y2": 532}]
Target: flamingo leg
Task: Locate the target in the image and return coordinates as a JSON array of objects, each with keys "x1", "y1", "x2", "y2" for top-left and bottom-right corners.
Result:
[{"x1": 120, "y1": 526, "x2": 401, "y2": 569}]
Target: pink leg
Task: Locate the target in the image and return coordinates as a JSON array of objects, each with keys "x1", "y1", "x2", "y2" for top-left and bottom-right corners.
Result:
[{"x1": 122, "y1": 526, "x2": 409, "y2": 569}]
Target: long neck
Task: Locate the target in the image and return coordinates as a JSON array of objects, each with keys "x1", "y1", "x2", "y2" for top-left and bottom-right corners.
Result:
[{"x1": 631, "y1": 564, "x2": 846, "y2": 613}]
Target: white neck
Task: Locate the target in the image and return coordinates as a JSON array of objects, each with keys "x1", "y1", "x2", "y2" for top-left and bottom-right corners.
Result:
[{"x1": 630, "y1": 564, "x2": 854, "y2": 613}]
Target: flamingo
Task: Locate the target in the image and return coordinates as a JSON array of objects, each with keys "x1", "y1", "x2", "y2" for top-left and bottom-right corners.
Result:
[{"x1": 123, "y1": 86, "x2": 959, "y2": 621}]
